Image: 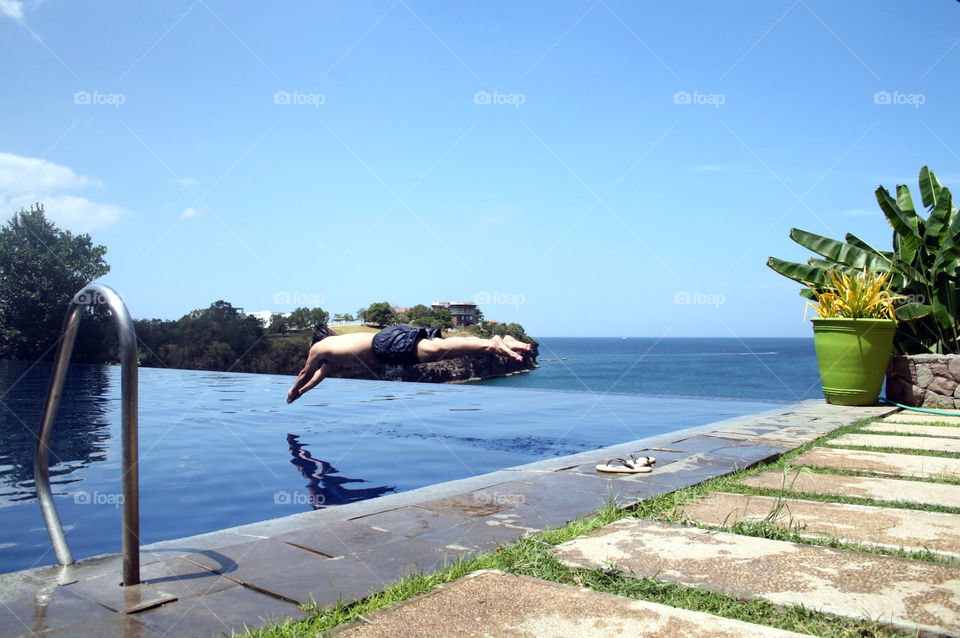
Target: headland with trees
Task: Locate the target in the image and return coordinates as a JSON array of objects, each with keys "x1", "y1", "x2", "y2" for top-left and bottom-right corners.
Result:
[{"x1": 0, "y1": 205, "x2": 535, "y2": 378}]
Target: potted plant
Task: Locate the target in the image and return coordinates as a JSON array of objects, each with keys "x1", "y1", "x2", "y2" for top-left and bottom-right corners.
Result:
[
  {"x1": 805, "y1": 268, "x2": 898, "y2": 405},
  {"x1": 767, "y1": 166, "x2": 959, "y2": 407}
]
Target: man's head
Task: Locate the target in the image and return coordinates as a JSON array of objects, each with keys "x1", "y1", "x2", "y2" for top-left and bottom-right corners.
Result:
[{"x1": 311, "y1": 323, "x2": 335, "y2": 345}]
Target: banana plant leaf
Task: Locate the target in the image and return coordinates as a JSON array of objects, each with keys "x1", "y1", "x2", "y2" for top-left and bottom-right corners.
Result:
[
  {"x1": 919, "y1": 165, "x2": 943, "y2": 209},
  {"x1": 789, "y1": 228, "x2": 893, "y2": 272},
  {"x1": 766, "y1": 257, "x2": 828, "y2": 286},
  {"x1": 895, "y1": 302, "x2": 932, "y2": 320},
  {"x1": 925, "y1": 189, "x2": 953, "y2": 251},
  {"x1": 877, "y1": 186, "x2": 919, "y2": 263},
  {"x1": 845, "y1": 233, "x2": 893, "y2": 259}
]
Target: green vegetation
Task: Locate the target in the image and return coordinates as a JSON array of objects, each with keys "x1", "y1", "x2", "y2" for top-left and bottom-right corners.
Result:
[
  {"x1": 135, "y1": 301, "x2": 308, "y2": 374},
  {"x1": 0, "y1": 205, "x2": 113, "y2": 363},
  {"x1": 362, "y1": 301, "x2": 396, "y2": 328},
  {"x1": 768, "y1": 165, "x2": 960, "y2": 354},
  {"x1": 244, "y1": 416, "x2": 921, "y2": 638}
]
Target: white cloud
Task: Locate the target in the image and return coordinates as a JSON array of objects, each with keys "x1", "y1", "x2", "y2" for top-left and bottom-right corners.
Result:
[
  {"x1": 0, "y1": 151, "x2": 98, "y2": 192},
  {"x1": 0, "y1": 0, "x2": 24, "y2": 21},
  {"x1": 0, "y1": 151, "x2": 130, "y2": 232},
  {"x1": 180, "y1": 205, "x2": 208, "y2": 219}
]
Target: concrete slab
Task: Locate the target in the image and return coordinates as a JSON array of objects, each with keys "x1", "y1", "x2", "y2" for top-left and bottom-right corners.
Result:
[
  {"x1": 554, "y1": 519, "x2": 960, "y2": 636},
  {"x1": 790, "y1": 447, "x2": 960, "y2": 479},
  {"x1": 0, "y1": 573, "x2": 117, "y2": 637},
  {"x1": 60, "y1": 573, "x2": 176, "y2": 614},
  {"x1": 334, "y1": 569, "x2": 816, "y2": 638},
  {"x1": 863, "y1": 422, "x2": 960, "y2": 438},
  {"x1": 676, "y1": 491, "x2": 960, "y2": 557},
  {"x1": 830, "y1": 433, "x2": 960, "y2": 454},
  {"x1": 133, "y1": 583, "x2": 304, "y2": 637},
  {"x1": 739, "y1": 469, "x2": 960, "y2": 507},
  {"x1": 883, "y1": 411, "x2": 960, "y2": 426}
]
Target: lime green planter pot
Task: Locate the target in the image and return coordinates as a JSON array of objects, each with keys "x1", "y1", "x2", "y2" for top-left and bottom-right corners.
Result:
[{"x1": 811, "y1": 318, "x2": 896, "y2": 406}]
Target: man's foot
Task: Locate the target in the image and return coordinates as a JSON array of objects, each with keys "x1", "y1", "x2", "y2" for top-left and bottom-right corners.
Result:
[
  {"x1": 503, "y1": 335, "x2": 532, "y2": 351},
  {"x1": 491, "y1": 335, "x2": 527, "y2": 361}
]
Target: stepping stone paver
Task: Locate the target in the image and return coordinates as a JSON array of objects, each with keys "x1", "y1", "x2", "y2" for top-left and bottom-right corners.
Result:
[
  {"x1": 863, "y1": 422, "x2": 960, "y2": 438},
  {"x1": 334, "y1": 569, "x2": 816, "y2": 638},
  {"x1": 883, "y1": 412, "x2": 960, "y2": 426},
  {"x1": 554, "y1": 518, "x2": 960, "y2": 636},
  {"x1": 739, "y1": 469, "x2": 960, "y2": 507},
  {"x1": 830, "y1": 433, "x2": 960, "y2": 453},
  {"x1": 677, "y1": 491, "x2": 960, "y2": 557},
  {"x1": 791, "y1": 447, "x2": 960, "y2": 479}
]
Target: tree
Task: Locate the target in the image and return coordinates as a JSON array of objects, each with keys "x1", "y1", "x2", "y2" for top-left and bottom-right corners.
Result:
[
  {"x1": 364, "y1": 301, "x2": 396, "y2": 328},
  {"x1": 343, "y1": 313, "x2": 355, "y2": 323},
  {"x1": 408, "y1": 304, "x2": 433, "y2": 321},
  {"x1": 0, "y1": 205, "x2": 110, "y2": 361},
  {"x1": 432, "y1": 308, "x2": 453, "y2": 330},
  {"x1": 269, "y1": 314, "x2": 287, "y2": 333}
]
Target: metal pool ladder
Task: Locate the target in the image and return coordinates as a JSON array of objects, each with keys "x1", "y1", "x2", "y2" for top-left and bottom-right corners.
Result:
[{"x1": 34, "y1": 283, "x2": 140, "y2": 586}]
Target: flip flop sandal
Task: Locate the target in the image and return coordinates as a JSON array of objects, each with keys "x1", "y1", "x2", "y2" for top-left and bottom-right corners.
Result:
[
  {"x1": 629, "y1": 454, "x2": 656, "y2": 467},
  {"x1": 596, "y1": 458, "x2": 653, "y2": 474}
]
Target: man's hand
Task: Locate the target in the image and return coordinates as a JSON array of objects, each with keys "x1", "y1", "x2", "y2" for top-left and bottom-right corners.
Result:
[{"x1": 286, "y1": 344, "x2": 328, "y2": 403}]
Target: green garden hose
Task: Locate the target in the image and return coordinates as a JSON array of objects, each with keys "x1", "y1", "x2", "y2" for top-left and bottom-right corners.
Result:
[{"x1": 881, "y1": 397, "x2": 960, "y2": 416}]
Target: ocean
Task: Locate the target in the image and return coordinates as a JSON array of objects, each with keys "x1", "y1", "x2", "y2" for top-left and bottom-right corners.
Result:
[{"x1": 476, "y1": 337, "x2": 823, "y2": 402}]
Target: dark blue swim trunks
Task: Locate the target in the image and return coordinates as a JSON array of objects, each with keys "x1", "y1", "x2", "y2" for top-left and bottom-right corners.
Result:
[{"x1": 372, "y1": 325, "x2": 442, "y2": 365}]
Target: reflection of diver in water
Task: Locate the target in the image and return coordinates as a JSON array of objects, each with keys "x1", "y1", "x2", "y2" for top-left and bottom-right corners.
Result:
[{"x1": 286, "y1": 433, "x2": 395, "y2": 509}]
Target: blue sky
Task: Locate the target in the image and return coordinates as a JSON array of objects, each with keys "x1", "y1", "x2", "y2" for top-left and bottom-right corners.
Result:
[{"x1": 2, "y1": 1, "x2": 958, "y2": 338}]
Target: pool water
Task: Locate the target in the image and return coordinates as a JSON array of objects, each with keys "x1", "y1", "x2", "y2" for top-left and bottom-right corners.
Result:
[{"x1": 0, "y1": 361, "x2": 777, "y2": 574}]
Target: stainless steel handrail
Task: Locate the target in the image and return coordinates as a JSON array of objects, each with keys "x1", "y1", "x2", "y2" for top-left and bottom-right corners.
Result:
[{"x1": 34, "y1": 283, "x2": 140, "y2": 586}]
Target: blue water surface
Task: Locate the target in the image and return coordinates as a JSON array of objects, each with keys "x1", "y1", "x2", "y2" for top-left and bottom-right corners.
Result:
[
  {"x1": 0, "y1": 337, "x2": 816, "y2": 574},
  {"x1": 481, "y1": 337, "x2": 823, "y2": 401}
]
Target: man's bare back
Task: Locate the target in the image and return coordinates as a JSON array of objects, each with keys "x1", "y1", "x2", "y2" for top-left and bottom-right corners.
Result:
[{"x1": 286, "y1": 328, "x2": 532, "y2": 403}]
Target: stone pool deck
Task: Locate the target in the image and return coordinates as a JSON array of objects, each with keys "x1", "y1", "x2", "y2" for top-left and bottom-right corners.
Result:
[{"x1": 0, "y1": 399, "x2": 895, "y2": 637}]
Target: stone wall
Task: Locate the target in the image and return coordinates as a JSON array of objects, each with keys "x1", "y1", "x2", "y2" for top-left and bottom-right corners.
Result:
[{"x1": 886, "y1": 354, "x2": 960, "y2": 409}]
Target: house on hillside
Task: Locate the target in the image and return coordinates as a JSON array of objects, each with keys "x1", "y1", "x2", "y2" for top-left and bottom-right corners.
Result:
[{"x1": 431, "y1": 301, "x2": 478, "y2": 327}]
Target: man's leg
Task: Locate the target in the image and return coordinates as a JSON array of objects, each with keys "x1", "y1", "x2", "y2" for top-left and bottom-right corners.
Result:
[{"x1": 416, "y1": 334, "x2": 531, "y2": 363}]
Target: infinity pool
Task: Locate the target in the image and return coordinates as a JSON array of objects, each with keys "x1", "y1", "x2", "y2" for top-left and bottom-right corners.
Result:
[{"x1": 0, "y1": 361, "x2": 778, "y2": 574}]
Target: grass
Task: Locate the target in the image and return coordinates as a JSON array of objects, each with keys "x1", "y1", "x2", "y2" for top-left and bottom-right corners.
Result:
[
  {"x1": 245, "y1": 497, "x2": 909, "y2": 638},
  {"x1": 793, "y1": 463, "x2": 960, "y2": 485},
  {"x1": 241, "y1": 414, "x2": 950, "y2": 638},
  {"x1": 823, "y1": 443, "x2": 960, "y2": 459},
  {"x1": 330, "y1": 324, "x2": 379, "y2": 335}
]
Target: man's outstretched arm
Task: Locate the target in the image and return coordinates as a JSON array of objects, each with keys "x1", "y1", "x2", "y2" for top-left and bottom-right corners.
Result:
[
  {"x1": 416, "y1": 334, "x2": 531, "y2": 363},
  {"x1": 287, "y1": 349, "x2": 333, "y2": 403}
]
